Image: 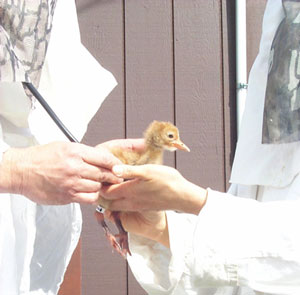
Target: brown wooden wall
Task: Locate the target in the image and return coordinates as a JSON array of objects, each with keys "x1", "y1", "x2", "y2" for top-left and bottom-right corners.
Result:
[{"x1": 59, "y1": 1, "x2": 268, "y2": 294}]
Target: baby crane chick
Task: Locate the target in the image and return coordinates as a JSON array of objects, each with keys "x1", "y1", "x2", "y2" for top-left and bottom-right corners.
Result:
[{"x1": 95, "y1": 120, "x2": 190, "y2": 257}]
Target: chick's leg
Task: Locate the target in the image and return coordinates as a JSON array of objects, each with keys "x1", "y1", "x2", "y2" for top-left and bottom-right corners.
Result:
[
  {"x1": 112, "y1": 212, "x2": 132, "y2": 256},
  {"x1": 94, "y1": 210, "x2": 124, "y2": 256}
]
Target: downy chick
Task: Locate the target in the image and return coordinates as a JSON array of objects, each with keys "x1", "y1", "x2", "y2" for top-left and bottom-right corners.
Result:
[{"x1": 95, "y1": 120, "x2": 190, "y2": 257}]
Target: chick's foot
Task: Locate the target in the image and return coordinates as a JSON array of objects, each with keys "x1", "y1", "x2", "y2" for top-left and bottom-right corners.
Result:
[{"x1": 94, "y1": 210, "x2": 128, "y2": 258}]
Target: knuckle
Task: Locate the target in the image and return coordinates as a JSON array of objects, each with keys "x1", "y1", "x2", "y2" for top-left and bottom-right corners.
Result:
[
  {"x1": 58, "y1": 142, "x2": 74, "y2": 155},
  {"x1": 99, "y1": 171, "x2": 116, "y2": 183},
  {"x1": 64, "y1": 176, "x2": 77, "y2": 189},
  {"x1": 67, "y1": 187, "x2": 77, "y2": 198},
  {"x1": 65, "y1": 160, "x2": 82, "y2": 177}
]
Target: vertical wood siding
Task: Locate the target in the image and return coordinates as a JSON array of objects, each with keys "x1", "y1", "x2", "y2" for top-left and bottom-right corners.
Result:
[
  {"x1": 174, "y1": 0, "x2": 225, "y2": 191},
  {"x1": 124, "y1": 2, "x2": 175, "y2": 293},
  {"x1": 77, "y1": 1, "x2": 128, "y2": 295},
  {"x1": 59, "y1": 1, "x2": 266, "y2": 294}
]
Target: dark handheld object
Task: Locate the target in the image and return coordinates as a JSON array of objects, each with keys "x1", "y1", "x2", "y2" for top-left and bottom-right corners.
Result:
[{"x1": 22, "y1": 82, "x2": 79, "y2": 143}]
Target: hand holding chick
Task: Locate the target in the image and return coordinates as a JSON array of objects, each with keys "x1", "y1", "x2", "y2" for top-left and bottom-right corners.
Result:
[
  {"x1": 101, "y1": 163, "x2": 208, "y2": 250},
  {"x1": 95, "y1": 121, "x2": 190, "y2": 257}
]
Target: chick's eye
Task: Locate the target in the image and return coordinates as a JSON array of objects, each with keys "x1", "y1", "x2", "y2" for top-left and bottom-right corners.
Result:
[{"x1": 167, "y1": 133, "x2": 174, "y2": 139}]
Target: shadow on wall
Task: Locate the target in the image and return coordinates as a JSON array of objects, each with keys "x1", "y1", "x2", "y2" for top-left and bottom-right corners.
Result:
[{"x1": 76, "y1": 0, "x2": 113, "y2": 13}]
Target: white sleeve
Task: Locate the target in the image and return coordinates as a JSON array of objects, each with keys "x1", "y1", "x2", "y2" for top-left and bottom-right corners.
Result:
[
  {"x1": 0, "y1": 141, "x2": 9, "y2": 157},
  {"x1": 128, "y1": 189, "x2": 300, "y2": 294},
  {"x1": 0, "y1": 128, "x2": 10, "y2": 159},
  {"x1": 128, "y1": 212, "x2": 198, "y2": 295}
]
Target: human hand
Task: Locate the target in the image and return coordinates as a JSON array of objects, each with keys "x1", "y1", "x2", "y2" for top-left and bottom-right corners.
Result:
[
  {"x1": 0, "y1": 142, "x2": 124, "y2": 205},
  {"x1": 99, "y1": 164, "x2": 207, "y2": 215},
  {"x1": 97, "y1": 138, "x2": 145, "y2": 153}
]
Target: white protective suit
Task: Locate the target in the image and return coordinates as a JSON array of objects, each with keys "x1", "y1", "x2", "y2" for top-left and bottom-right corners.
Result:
[
  {"x1": 127, "y1": 1, "x2": 300, "y2": 295},
  {"x1": 0, "y1": 1, "x2": 116, "y2": 294}
]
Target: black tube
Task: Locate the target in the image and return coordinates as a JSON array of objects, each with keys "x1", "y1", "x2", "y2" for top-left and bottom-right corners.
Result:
[{"x1": 23, "y1": 82, "x2": 79, "y2": 143}]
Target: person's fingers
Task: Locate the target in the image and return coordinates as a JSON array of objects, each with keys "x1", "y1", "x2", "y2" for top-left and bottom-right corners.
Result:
[
  {"x1": 112, "y1": 164, "x2": 153, "y2": 179},
  {"x1": 79, "y1": 163, "x2": 122, "y2": 183},
  {"x1": 100, "y1": 169, "x2": 124, "y2": 184},
  {"x1": 113, "y1": 164, "x2": 182, "y2": 182},
  {"x1": 72, "y1": 191, "x2": 101, "y2": 204},
  {"x1": 100, "y1": 178, "x2": 139, "y2": 200},
  {"x1": 100, "y1": 138, "x2": 145, "y2": 152},
  {"x1": 82, "y1": 146, "x2": 123, "y2": 169},
  {"x1": 72, "y1": 179, "x2": 102, "y2": 192},
  {"x1": 84, "y1": 167, "x2": 123, "y2": 184},
  {"x1": 104, "y1": 198, "x2": 133, "y2": 211}
]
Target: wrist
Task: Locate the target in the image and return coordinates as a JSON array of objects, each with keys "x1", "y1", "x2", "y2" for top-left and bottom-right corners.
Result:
[
  {"x1": 137, "y1": 211, "x2": 170, "y2": 248},
  {"x1": 151, "y1": 212, "x2": 170, "y2": 248},
  {"x1": 176, "y1": 179, "x2": 208, "y2": 215},
  {"x1": 0, "y1": 148, "x2": 27, "y2": 195}
]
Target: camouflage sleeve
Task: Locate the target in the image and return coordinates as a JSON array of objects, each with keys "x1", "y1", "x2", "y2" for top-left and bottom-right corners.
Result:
[
  {"x1": 0, "y1": 25, "x2": 28, "y2": 82},
  {"x1": 0, "y1": 1, "x2": 57, "y2": 85}
]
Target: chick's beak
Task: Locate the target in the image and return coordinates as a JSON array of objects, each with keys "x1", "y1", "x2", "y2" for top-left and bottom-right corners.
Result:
[{"x1": 172, "y1": 140, "x2": 190, "y2": 152}]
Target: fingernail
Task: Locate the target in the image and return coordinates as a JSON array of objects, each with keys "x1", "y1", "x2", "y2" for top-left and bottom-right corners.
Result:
[{"x1": 113, "y1": 165, "x2": 124, "y2": 177}]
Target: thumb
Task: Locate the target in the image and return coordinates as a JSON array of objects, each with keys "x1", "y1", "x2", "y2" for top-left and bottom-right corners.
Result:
[{"x1": 112, "y1": 164, "x2": 147, "y2": 179}]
